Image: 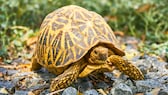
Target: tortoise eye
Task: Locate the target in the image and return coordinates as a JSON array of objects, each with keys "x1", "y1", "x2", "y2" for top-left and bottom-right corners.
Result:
[{"x1": 94, "y1": 50, "x2": 98, "y2": 54}]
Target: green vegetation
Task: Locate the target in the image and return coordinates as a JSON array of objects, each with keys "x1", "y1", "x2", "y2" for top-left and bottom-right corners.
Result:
[{"x1": 0, "y1": 0, "x2": 168, "y2": 59}]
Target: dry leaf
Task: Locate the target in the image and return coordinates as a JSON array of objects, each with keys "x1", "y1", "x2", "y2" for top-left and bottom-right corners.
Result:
[
  {"x1": 164, "y1": 31, "x2": 168, "y2": 35},
  {"x1": 28, "y1": 91, "x2": 36, "y2": 95},
  {"x1": 0, "y1": 88, "x2": 9, "y2": 94},
  {"x1": 26, "y1": 36, "x2": 37, "y2": 46},
  {"x1": 136, "y1": 93, "x2": 144, "y2": 95},
  {"x1": 136, "y1": 3, "x2": 154, "y2": 13},
  {"x1": 113, "y1": 70, "x2": 122, "y2": 78},
  {"x1": 141, "y1": 34, "x2": 146, "y2": 42},
  {"x1": 104, "y1": 16, "x2": 118, "y2": 22},
  {"x1": 0, "y1": 72, "x2": 3, "y2": 77},
  {"x1": 0, "y1": 57, "x2": 3, "y2": 63},
  {"x1": 97, "y1": 89, "x2": 107, "y2": 95},
  {"x1": 77, "y1": 91, "x2": 83, "y2": 95},
  {"x1": 47, "y1": 89, "x2": 65, "y2": 95},
  {"x1": 114, "y1": 31, "x2": 125, "y2": 37},
  {"x1": 151, "y1": 88, "x2": 160, "y2": 95}
]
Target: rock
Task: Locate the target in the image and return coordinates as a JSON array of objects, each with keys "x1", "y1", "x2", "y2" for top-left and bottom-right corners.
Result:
[
  {"x1": 139, "y1": 88, "x2": 161, "y2": 95},
  {"x1": 96, "y1": 81, "x2": 109, "y2": 89},
  {"x1": 158, "y1": 75, "x2": 168, "y2": 84},
  {"x1": 14, "y1": 90, "x2": 29, "y2": 95},
  {"x1": 0, "y1": 68, "x2": 7, "y2": 74},
  {"x1": 138, "y1": 64, "x2": 148, "y2": 74},
  {"x1": 165, "y1": 64, "x2": 168, "y2": 69},
  {"x1": 110, "y1": 83, "x2": 133, "y2": 95},
  {"x1": 25, "y1": 78, "x2": 45, "y2": 88},
  {"x1": 0, "y1": 81, "x2": 15, "y2": 93},
  {"x1": 135, "y1": 55, "x2": 168, "y2": 80},
  {"x1": 84, "y1": 89, "x2": 99, "y2": 95},
  {"x1": 40, "y1": 89, "x2": 50, "y2": 95},
  {"x1": 12, "y1": 72, "x2": 36, "y2": 79},
  {"x1": 62, "y1": 87, "x2": 77, "y2": 95},
  {"x1": 145, "y1": 92, "x2": 153, "y2": 95},
  {"x1": 104, "y1": 72, "x2": 116, "y2": 79},
  {"x1": 75, "y1": 78, "x2": 93, "y2": 92},
  {"x1": 6, "y1": 70, "x2": 19, "y2": 76},
  {"x1": 158, "y1": 89, "x2": 168, "y2": 95},
  {"x1": 133, "y1": 79, "x2": 162, "y2": 93}
]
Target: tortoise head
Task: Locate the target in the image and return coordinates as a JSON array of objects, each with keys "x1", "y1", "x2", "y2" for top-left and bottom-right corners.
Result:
[{"x1": 88, "y1": 46, "x2": 111, "y2": 64}]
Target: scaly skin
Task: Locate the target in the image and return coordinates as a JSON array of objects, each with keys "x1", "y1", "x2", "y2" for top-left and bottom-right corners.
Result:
[
  {"x1": 50, "y1": 63, "x2": 80, "y2": 92},
  {"x1": 107, "y1": 55, "x2": 144, "y2": 80},
  {"x1": 50, "y1": 60, "x2": 86, "y2": 92}
]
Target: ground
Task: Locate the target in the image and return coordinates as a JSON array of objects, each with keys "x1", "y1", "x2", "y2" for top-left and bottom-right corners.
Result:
[{"x1": 0, "y1": 36, "x2": 168, "y2": 95}]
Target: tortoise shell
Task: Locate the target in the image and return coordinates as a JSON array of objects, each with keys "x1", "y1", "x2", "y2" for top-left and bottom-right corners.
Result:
[{"x1": 35, "y1": 5, "x2": 125, "y2": 73}]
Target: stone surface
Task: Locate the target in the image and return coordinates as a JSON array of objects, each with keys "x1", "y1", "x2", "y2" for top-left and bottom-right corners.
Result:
[
  {"x1": 158, "y1": 89, "x2": 168, "y2": 95},
  {"x1": 62, "y1": 87, "x2": 77, "y2": 95},
  {"x1": 75, "y1": 78, "x2": 93, "y2": 92},
  {"x1": 0, "y1": 37, "x2": 168, "y2": 95},
  {"x1": 40, "y1": 89, "x2": 50, "y2": 95},
  {"x1": 84, "y1": 89, "x2": 99, "y2": 95},
  {"x1": 0, "y1": 81, "x2": 15, "y2": 93},
  {"x1": 110, "y1": 83, "x2": 133, "y2": 95},
  {"x1": 14, "y1": 90, "x2": 29, "y2": 95},
  {"x1": 136, "y1": 79, "x2": 162, "y2": 92},
  {"x1": 96, "y1": 81, "x2": 109, "y2": 89},
  {"x1": 6, "y1": 70, "x2": 19, "y2": 76}
]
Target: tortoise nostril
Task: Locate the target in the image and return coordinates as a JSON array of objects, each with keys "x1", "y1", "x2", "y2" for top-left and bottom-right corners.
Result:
[{"x1": 99, "y1": 54, "x2": 107, "y2": 60}]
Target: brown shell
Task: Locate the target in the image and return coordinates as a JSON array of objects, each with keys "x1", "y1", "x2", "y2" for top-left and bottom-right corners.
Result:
[{"x1": 35, "y1": 5, "x2": 125, "y2": 69}]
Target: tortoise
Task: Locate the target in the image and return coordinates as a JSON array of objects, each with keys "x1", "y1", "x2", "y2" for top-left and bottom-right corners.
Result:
[{"x1": 30, "y1": 5, "x2": 144, "y2": 92}]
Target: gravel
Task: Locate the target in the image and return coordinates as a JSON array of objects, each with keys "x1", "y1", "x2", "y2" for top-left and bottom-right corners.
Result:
[
  {"x1": 62, "y1": 87, "x2": 77, "y2": 95},
  {"x1": 0, "y1": 37, "x2": 167, "y2": 95},
  {"x1": 110, "y1": 83, "x2": 133, "y2": 95},
  {"x1": 83, "y1": 89, "x2": 99, "y2": 95}
]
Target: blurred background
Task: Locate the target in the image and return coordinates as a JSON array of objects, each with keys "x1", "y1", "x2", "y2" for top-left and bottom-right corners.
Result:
[{"x1": 0, "y1": 0, "x2": 168, "y2": 61}]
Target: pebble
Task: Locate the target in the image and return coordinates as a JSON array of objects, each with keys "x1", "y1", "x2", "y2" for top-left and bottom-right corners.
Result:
[
  {"x1": 110, "y1": 83, "x2": 133, "y2": 95},
  {"x1": 158, "y1": 89, "x2": 168, "y2": 95},
  {"x1": 96, "y1": 81, "x2": 109, "y2": 89},
  {"x1": 145, "y1": 92, "x2": 153, "y2": 95},
  {"x1": 0, "y1": 81, "x2": 15, "y2": 93},
  {"x1": 40, "y1": 89, "x2": 50, "y2": 95},
  {"x1": 6, "y1": 70, "x2": 18, "y2": 76},
  {"x1": 14, "y1": 90, "x2": 29, "y2": 95},
  {"x1": 62, "y1": 87, "x2": 77, "y2": 95},
  {"x1": 75, "y1": 78, "x2": 93, "y2": 92},
  {"x1": 131, "y1": 79, "x2": 162, "y2": 93},
  {"x1": 0, "y1": 68, "x2": 7, "y2": 74},
  {"x1": 0, "y1": 37, "x2": 168, "y2": 95},
  {"x1": 158, "y1": 75, "x2": 168, "y2": 84},
  {"x1": 84, "y1": 89, "x2": 99, "y2": 95}
]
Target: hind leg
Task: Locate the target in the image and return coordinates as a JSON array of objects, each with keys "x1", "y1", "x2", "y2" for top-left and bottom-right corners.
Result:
[{"x1": 30, "y1": 56, "x2": 42, "y2": 71}]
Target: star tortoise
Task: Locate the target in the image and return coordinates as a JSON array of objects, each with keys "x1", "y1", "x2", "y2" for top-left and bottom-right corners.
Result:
[{"x1": 31, "y1": 5, "x2": 144, "y2": 92}]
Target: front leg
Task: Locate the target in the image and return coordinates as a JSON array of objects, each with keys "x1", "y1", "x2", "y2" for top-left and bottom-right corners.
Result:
[
  {"x1": 50, "y1": 62, "x2": 84, "y2": 92},
  {"x1": 107, "y1": 55, "x2": 144, "y2": 80}
]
